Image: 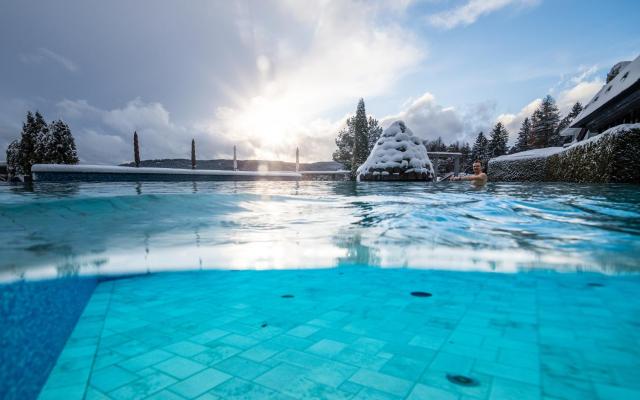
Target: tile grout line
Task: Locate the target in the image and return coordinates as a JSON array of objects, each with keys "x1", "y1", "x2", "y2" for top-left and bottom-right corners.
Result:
[{"x1": 82, "y1": 281, "x2": 116, "y2": 400}]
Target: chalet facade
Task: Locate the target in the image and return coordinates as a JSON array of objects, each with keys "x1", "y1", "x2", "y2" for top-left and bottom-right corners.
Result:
[{"x1": 562, "y1": 55, "x2": 640, "y2": 144}]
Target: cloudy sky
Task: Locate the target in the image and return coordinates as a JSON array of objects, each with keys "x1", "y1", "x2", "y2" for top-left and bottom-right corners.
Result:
[{"x1": 1, "y1": 0, "x2": 639, "y2": 164}]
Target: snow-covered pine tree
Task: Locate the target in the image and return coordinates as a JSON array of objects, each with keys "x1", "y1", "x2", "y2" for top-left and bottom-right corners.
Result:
[
  {"x1": 6, "y1": 140, "x2": 22, "y2": 176},
  {"x1": 133, "y1": 131, "x2": 140, "y2": 167},
  {"x1": 470, "y1": 131, "x2": 489, "y2": 166},
  {"x1": 333, "y1": 100, "x2": 383, "y2": 175},
  {"x1": 367, "y1": 116, "x2": 382, "y2": 153},
  {"x1": 488, "y1": 122, "x2": 509, "y2": 158},
  {"x1": 351, "y1": 98, "x2": 369, "y2": 175},
  {"x1": 513, "y1": 117, "x2": 531, "y2": 153},
  {"x1": 47, "y1": 120, "x2": 79, "y2": 164},
  {"x1": 17, "y1": 111, "x2": 49, "y2": 174},
  {"x1": 332, "y1": 116, "x2": 355, "y2": 171},
  {"x1": 530, "y1": 95, "x2": 560, "y2": 148}
]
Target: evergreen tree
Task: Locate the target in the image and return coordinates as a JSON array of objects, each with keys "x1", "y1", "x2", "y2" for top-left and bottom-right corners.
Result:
[
  {"x1": 351, "y1": 98, "x2": 369, "y2": 175},
  {"x1": 18, "y1": 111, "x2": 49, "y2": 174},
  {"x1": 47, "y1": 120, "x2": 79, "y2": 164},
  {"x1": 332, "y1": 116, "x2": 355, "y2": 171},
  {"x1": 6, "y1": 140, "x2": 21, "y2": 176},
  {"x1": 530, "y1": 95, "x2": 561, "y2": 148},
  {"x1": 133, "y1": 131, "x2": 140, "y2": 167},
  {"x1": 367, "y1": 116, "x2": 382, "y2": 153},
  {"x1": 460, "y1": 142, "x2": 471, "y2": 170},
  {"x1": 6, "y1": 111, "x2": 79, "y2": 176},
  {"x1": 425, "y1": 137, "x2": 447, "y2": 152},
  {"x1": 333, "y1": 99, "x2": 381, "y2": 174},
  {"x1": 529, "y1": 109, "x2": 543, "y2": 148},
  {"x1": 191, "y1": 138, "x2": 196, "y2": 169},
  {"x1": 488, "y1": 122, "x2": 509, "y2": 158},
  {"x1": 512, "y1": 117, "x2": 531, "y2": 153},
  {"x1": 555, "y1": 102, "x2": 583, "y2": 143},
  {"x1": 470, "y1": 131, "x2": 489, "y2": 166}
]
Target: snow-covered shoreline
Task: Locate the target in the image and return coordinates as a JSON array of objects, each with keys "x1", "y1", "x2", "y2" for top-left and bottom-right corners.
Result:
[{"x1": 31, "y1": 164, "x2": 302, "y2": 181}]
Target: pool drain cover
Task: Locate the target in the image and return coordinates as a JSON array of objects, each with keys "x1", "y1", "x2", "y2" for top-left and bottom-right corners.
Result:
[
  {"x1": 587, "y1": 283, "x2": 604, "y2": 287},
  {"x1": 446, "y1": 374, "x2": 479, "y2": 387},
  {"x1": 281, "y1": 294, "x2": 294, "y2": 298},
  {"x1": 411, "y1": 291, "x2": 432, "y2": 297}
]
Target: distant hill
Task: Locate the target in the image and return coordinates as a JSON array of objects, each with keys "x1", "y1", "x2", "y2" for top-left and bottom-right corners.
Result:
[{"x1": 119, "y1": 159, "x2": 345, "y2": 171}]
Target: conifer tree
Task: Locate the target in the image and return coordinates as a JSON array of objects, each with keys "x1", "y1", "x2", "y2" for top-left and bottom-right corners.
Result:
[
  {"x1": 513, "y1": 117, "x2": 531, "y2": 153},
  {"x1": 333, "y1": 99, "x2": 381, "y2": 174},
  {"x1": 18, "y1": 111, "x2": 49, "y2": 174},
  {"x1": 351, "y1": 98, "x2": 369, "y2": 175},
  {"x1": 530, "y1": 95, "x2": 560, "y2": 148},
  {"x1": 6, "y1": 140, "x2": 21, "y2": 176},
  {"x1": 367, "y1": 116, "x2": 383, "y2": 153},
  {"x1": 133, "y1": 131, "x2": 140, "y2": 167},
  {"x1": 555, "y1": 102, "x2": 583, "y2": 143},
  {"x1": 191, "y1": 138, "x2": 196, "y2": 169},
  {"x1": 460, "y1": 142, "x2": 471, "y2": 170},
  {"x1": 6, "y1": 111, "x2": 79, "y2": 176},
  {"x1": 488, "y1": 122, "x2": 509, "y2": 158},
  {"x1": 470, "y1": 131, "x2": 489, "y2": 166},
  {"x1": 47, "y1": 120, "x2": 79, "y2": 164},
  {"x1": 333, "y1": 116, "x2": 355, "y2": 171}
]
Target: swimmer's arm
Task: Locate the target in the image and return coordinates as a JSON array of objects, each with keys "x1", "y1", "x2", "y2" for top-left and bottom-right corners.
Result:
[{"x1": 453, "y1": 174, "x2": 487, "y2": 182}]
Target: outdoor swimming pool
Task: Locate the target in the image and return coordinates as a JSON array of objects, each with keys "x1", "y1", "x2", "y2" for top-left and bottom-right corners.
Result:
[{"x1": 1, "y1": 181, "x2": 640, "y2": 399}]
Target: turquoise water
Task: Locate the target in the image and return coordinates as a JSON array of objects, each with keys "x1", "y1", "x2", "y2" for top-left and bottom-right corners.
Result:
[
  {"x1": 1, "y1": 181, "x2": 640, "y2": 280},
  {"x1": 2, "y1": 181, "x2": 640, "y2": 399}
]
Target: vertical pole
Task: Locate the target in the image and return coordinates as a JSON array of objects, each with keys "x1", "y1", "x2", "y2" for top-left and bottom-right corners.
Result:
[
  {"x1": 433, "y1": 157, "x2": 439, "y2": 178},
  {"x1": 295, "y1": 147, "x2": 299, "y2": 173},
  {"x1": 233, "y1": 145, "x2": 238, "y2": 171},
  {"x1": 454, "y1": 156, "x2": 460, "y2": 176}
]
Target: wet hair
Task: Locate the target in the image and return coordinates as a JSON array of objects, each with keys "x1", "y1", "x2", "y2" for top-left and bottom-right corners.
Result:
[{"x1": 473, "y1": 160, "x2": 482, "y2": 165}]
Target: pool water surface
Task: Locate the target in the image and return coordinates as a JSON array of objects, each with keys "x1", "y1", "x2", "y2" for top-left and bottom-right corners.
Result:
[{"x1": 1, "y1": 181, "x2": 640, "y2": 399}]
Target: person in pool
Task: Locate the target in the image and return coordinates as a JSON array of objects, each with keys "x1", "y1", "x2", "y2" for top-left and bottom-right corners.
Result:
[{"x1": 452, "y1": 160, "x2": 487, "y2": 184}]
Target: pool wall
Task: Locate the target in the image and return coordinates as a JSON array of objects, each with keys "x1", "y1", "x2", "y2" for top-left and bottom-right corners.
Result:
[
  {"x1": 0, "y1": 277, "x2": 98, "y2": 400},
  {"x1": 32, "y1": 165, "x2": 303, "y2": 182},
  {"x1": 488, "y1": 124, "x2": 640, "y2": 183}
]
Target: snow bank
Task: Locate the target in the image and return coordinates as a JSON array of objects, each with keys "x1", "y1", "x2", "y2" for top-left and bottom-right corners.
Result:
[
  {"x1": 492, "y1": 147, "x2": 564, "y2": 162},
  {"x1": 489, "y1": 124, "x2": 640, "y2": 183},
  {"x1": 357, "y1": 121, "x2": 434, "y2": 181}
]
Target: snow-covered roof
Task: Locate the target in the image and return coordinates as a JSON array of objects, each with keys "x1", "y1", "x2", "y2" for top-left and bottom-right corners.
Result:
[
  {"x1": 357, "y1": 121, "x2": 434, "y2": 178},
  {"x1": 571, "y1": 54, "x2": 640, "y2": 127}
]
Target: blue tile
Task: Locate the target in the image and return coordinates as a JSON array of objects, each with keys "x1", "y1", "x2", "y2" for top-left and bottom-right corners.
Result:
[{"x1": 169, "y1": 368, "x2": 231, "y2": 398}]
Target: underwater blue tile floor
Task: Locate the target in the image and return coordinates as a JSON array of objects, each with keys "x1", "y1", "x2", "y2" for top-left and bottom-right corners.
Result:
[{"x1": 38, "y1": 268, "x2": 640, "y2": 400}]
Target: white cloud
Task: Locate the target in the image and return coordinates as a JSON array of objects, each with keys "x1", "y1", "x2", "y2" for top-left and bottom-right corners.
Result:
[
  {"x1": 380, "y1": 92, "x2": 496, "y2": 144},
  {"x1": 19, "y1": 48, "x2": 78, "y2": 72},
  {"x1": 56, "y1": 99, "x2": 233, "y2": 165},
  {"x1": 556, "y1": 80, "x2": 602, "y2": 111},
  {"x1": 497, "y1": 98, "x2": 542, "y2": 142},
  {"x1": 498, "y1": 65, "x2": 604, "y2": 143},
  {"x1": 206, "y1": 0, "x2": 425, "y2": 162},
  {"x1": 427, "y1": 0, "x2": 540, "y2": 29}
]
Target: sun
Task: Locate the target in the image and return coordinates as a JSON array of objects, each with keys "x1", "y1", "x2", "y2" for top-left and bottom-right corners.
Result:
[{"x1": 231, "y1": 94, "x2": 303, "y2": 157}]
